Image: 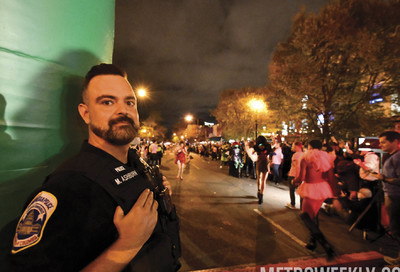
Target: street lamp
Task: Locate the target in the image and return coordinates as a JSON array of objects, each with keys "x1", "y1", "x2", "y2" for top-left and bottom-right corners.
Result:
[
  {"x1": 248, "y1": 98, "x2": 266, "y2": 139},
  {"x1": 185, "y1": 114, "x2": 193, "y2": 123},
  {"x1": 137, "y1": 87, "x2": 147, "y2": 98}
]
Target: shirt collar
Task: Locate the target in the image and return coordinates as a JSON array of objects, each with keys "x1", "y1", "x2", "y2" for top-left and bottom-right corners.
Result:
[{"x1": 80, "y1": 140, "x2": 131, "y2": 166}]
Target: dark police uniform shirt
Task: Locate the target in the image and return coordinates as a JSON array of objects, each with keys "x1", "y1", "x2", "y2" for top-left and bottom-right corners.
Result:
[{"x1": 9, "y1": 141, "x2": 177, "y2": 271}]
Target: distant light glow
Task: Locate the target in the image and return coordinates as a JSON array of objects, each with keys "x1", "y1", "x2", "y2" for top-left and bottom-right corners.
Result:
[
  {"x1": 369, "y1": 93, "x2": 383, "y2": 104},
  {"x1": 248, "y1": 99, "x2": 266, "y2": 112},
  {"x1": 185, "y1": 114, "x2": 193, "y2": 122},
  {"x1": 369, "y1": 98, "x2": 383, "y2": 104},
  {"x1": 302, "y1": 95, "x2": 308, "y2": 109},
  {"x1": 137, "y1": 88, "x2": 147, "y2": 97}
]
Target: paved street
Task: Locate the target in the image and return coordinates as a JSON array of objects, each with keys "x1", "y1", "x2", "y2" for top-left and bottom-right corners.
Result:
[{"x1": 159, "y1": 151, "x2": 398, "y2": 271}]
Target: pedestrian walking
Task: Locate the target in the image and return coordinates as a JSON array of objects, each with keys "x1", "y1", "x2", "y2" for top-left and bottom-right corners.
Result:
[
  {"x1": 245, "y1": 136, "x2": 272, "y2": 204},
  {"x1": 293, "y1": 140, "x2": 335, "y2": 259},
  {"x1": 271, "y1": 142, "x2": 284, "y2": 185},
  {"x1": 285, "y1": 142, "x2": 303, "y2": 210},
  {"x1": 149, "y1": 140, "x2": 158, "y2": 166},
  {"x1": 175, "y1": 141, "x2": 187, "y2": 180},
  {"x1": 244, "y1": 141, "x2": 257, "y2": 179}
]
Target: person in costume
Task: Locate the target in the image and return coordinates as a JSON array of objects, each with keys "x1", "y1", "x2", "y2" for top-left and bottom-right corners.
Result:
[
  {"x1": 293, "y1": 139, "x2": 335, "y2": 259},
  {"x1": 175, "y1": 141, "x2": 187, "y2": 180},
  {"x1": 220, "y1": 142, "x2": 230, "y2": 168},
  {"x1": 229, "y1": 142, "x2": 244, "y2": 178},
  {"x1": 245, "y1": 136, "x2": 272, "y2": 204},
  {"x1": 244, "y1": 141, "x2": 257, "y2": 179}
]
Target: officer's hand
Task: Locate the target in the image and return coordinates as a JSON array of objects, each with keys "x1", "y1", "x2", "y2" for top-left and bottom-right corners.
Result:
[
  {"x1": 113, "y1": 189, "x2": 158, "y2": 251},
  {"x1": 162, "y1": 176, "x2": 172, "y2": 196}
]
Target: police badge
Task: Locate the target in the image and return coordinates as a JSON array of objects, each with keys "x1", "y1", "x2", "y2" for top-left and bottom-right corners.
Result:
[{"x1": 12, "y1": 191, "x2": 57, "y2": 253}]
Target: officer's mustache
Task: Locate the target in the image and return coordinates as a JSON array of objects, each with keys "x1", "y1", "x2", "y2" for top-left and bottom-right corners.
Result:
[{"x1": 109, "y1": 115, "x2": 135, "y2": 127}]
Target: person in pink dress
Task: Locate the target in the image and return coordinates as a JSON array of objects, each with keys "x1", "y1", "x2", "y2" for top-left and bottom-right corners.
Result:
[
  {"x1": 175, "y1": 141, "x2": 187, "y2": 180},
  {"x1": 294, "y1": 139, "x2": 335, "y2": 259}
]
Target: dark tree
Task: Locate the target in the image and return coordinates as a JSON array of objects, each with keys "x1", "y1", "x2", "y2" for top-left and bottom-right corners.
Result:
[{"x1": 268, "y1": 0, "x2": 400, "y2": 140}]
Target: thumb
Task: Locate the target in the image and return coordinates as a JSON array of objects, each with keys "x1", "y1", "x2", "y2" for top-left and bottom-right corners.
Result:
[{"x1": 113, "y1": 206, "x2": 125, "y2": 224}]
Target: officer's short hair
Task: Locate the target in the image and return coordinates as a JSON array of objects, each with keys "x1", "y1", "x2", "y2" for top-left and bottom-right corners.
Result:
[
  {"x1": 82, "y1": 63, "x2": 127, "y2": 103},
  {"x1": 379, "y1": 130, "x2": 400, "y2": 142}
]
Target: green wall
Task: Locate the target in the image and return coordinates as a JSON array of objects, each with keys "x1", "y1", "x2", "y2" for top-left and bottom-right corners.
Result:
[{"x1": 0, "y1": 0, "x2": 115, "y2": 228}]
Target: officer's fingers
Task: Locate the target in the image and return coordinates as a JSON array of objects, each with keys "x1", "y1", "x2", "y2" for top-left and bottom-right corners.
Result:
[
  {"x1": 143, "y1": 191, "x2": 155, "y2": 209},
  {"x1": 135, "y1": 189, "x2": 152, "y2": 207},
  {"x1": 113, "y1": 206, "x2": 124, "y2": 225},
  {"x1": 151, "y1": 199, "x2": 159, "y2": 211},
  {"x1": 162, "y1": 179, "x2": 172, "y2": 195}
]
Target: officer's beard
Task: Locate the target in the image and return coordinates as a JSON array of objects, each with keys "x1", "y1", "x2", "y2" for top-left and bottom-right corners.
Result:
[{"x1": 91, "y1": 115, "x2": 139, "y2": 146}]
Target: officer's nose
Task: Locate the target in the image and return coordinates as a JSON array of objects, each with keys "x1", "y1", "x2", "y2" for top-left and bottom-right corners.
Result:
[{"x1": 115, "y1": 101, "x2": 128, "y2": 115}]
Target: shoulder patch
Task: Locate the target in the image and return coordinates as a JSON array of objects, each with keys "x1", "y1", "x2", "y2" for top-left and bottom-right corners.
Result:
[{"x1": 12, "y1": 191, "x2": 57, "y2": 254}]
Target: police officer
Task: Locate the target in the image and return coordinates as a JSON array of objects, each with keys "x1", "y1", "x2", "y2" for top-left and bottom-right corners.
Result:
[{"x1": 7, "y1": 64, "x2": 181, "y2": 271}]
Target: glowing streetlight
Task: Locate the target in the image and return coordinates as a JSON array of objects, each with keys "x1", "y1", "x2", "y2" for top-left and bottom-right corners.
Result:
[
  {"x1": 248, "y1": 99, "x2": 266, "y2": 112},
  {"x1": 185, "y1": 114, "x2": 193, "y2": 123},
  {"x1": 137, "y1": 88, "x2": 147, "y2": 98},
  {"x1": 248, "y1": 98, "x2": 266, "y2": 139}
]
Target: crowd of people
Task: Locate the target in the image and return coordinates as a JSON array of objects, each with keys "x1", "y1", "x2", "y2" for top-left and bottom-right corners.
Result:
[
  {"x1": 131, "y1": 140, "x2": 190, "y2": 181},
  {"x1": 184, "y1": 128, "x2": 400, "y2": 265},
  {"x1": 130, "y1": 140, "x2": 167, "y2": 167},
  {"x1": 134, "y1": 121, "x2": 400, "y2": 265}
]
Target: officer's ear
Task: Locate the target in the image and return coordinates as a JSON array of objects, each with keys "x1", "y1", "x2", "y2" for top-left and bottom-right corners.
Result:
[{"x1": 78, "y1": 103, "x2": 90, "y2": 125}]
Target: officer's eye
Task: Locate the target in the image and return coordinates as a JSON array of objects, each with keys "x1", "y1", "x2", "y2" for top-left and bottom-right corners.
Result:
[
  {"x1": 127, "y1": 100, "x2": 136, "y2": 106},
  {"x1": 101, "y1": 100, "x2": 114, "y2": 105}
]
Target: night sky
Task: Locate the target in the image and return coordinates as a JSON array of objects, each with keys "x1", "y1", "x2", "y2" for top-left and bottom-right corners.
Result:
[{"x1": 113, "y1": 0, "x2": 330, "y2": 131}]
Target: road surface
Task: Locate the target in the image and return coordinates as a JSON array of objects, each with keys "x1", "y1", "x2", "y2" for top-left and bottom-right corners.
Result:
[{"x1": 159, "y1": 151, "x2": 397, "y2": 271}]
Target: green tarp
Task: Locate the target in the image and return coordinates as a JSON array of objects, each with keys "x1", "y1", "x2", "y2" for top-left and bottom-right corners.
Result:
[{"x1": 0, "y1": 0, "x2": 115, "y2": 228}]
